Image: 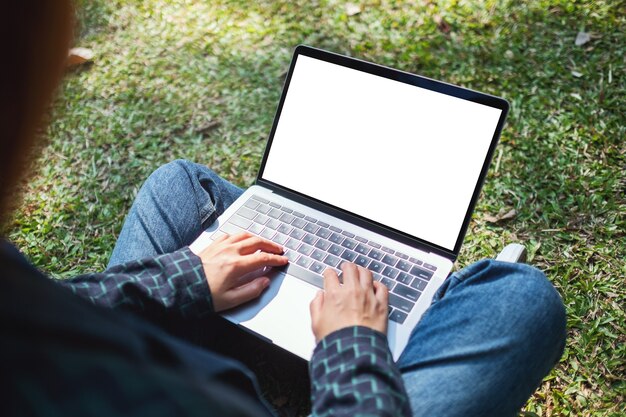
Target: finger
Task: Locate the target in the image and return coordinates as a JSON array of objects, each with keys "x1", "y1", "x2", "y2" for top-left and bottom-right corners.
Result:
[
  {"x1": 219, "y1": 276, "x2": 270, "y2": 311},
  {"x1": 309, "y1": 290, "x2": 324, "y2": 320},
  {"x1": 236, "y1": 235, "x2": 284, "y2": 255},
  {"x1": 340, "y1": 262, "x2": 359, "y2": 289},
  {"x1": 373, "y1": 281, "x2": 389, "y2": 307},
  {"x1": 322, "y1": 267, "x2": 341, "y2": 292},
  {"x1": 357, "y1": 265, "x2": 374, "y2": 290},
  {"x1": 232, "y1": 251, "x2": 288, "y2": 277}
]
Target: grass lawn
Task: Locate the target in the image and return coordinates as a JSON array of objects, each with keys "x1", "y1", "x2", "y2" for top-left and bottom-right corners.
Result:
[{"x1": 6, "y1": 0, "x2": 624, "y2": 415}]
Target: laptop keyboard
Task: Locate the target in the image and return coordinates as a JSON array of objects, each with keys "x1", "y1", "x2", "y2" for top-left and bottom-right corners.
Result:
[{"x1": 212, "y1": 195, "x2": 438, "y2": 325}]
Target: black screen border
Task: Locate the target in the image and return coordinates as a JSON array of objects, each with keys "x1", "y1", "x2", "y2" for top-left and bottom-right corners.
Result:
[{"x1": 256, "y1": 45, "x2": 509, "y2": 260}]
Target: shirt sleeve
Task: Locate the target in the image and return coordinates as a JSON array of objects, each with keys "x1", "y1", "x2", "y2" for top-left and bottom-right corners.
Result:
[
  {"x1": 310, "y1": 326, "x2": 411, "y2": 417},
  {"x1": 56, "y1": 246, "x2": 214, "y2": 320}
]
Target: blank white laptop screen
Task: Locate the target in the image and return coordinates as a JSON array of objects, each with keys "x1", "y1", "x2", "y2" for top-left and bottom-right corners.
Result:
[{"x1": 261, "y1": 55, "x2": 502, "y2": 251}]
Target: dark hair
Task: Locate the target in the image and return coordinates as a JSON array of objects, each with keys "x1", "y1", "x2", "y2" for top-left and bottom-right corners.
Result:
[{"x1": 0, "y1": 1, "x2": 73, "y2": 229}]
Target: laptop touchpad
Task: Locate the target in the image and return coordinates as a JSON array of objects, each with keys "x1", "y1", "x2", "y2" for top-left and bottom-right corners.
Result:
[{"x1": 223, "y1": 270, "x2": 318, "y2": 360}]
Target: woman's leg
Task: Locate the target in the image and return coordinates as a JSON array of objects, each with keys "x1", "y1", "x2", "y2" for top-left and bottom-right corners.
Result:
[
  {"x1": 398, "y1": 260, "x2": 566, "y2": 417},
  {"x1": 108, "y1": 159, "x2": 243, "y2": 268}
]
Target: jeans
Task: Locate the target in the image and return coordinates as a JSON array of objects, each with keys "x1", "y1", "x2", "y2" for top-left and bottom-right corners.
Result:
[{"x1": 109, "y1": 159, "x2": 566, "y2": 417}]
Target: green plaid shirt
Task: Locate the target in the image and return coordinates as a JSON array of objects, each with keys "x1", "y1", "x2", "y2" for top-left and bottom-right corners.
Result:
[{"x1": 2, "y1": 242, "x2": 410, "y2": 416}]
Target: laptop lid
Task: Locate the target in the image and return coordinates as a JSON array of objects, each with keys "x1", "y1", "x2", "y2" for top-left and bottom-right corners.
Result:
[{"x1": 256, "y1": 45, "x2": 509, "y2": 260}]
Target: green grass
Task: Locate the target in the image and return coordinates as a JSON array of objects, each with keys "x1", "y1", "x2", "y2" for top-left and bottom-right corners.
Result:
[{"x1": 6, "y1": 0, "x2": 625, "y2": 415}]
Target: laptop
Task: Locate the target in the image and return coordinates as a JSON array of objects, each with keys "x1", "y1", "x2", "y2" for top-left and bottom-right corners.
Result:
[{"x1": 190, "y1": 45, "x2": 508, "y2": 361}]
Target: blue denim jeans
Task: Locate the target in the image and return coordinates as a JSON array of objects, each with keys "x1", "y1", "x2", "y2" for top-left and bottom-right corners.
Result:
[{"x1": 109, "y1": 160, "x2": 566, "y2": 417}]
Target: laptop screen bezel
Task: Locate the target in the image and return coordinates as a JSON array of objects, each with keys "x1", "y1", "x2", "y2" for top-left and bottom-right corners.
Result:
[{"x1": 256, "y1": 45, "x2": 509, "y2": 260}]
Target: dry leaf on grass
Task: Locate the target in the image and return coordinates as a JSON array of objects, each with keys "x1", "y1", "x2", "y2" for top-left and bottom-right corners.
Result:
[
  {"x1": 434, "y1": 15, "x2": 451, "y2": 34},
  {"x1": 484, "y1": 208, "x2": 517, "y2": 224},
  {"x1": 575, "y1": 31, "x2": 591, "y2": 46},
  {"x1": 67, "y1": 47, "x2": 94, "y2": 68},
  {"x1": 345, "y1": 3, "x2": 361, "y2": 16}
]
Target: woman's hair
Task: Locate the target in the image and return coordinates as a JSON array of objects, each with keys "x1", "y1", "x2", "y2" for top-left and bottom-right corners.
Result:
[{"x1": 0, "y1": 1, "x2": 73, "y2": 227}]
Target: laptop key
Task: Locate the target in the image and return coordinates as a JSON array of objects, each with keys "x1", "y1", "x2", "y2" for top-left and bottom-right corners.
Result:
[
  {"x1": 368, "y1": 260, "x2": 385, "y2": 273},
  {"x1": 210, "y1": 230, "x2": 226, "y2": 240},
  {"x1": 316, "y1": 228, "x2": 331, "y2": 239},
  {"x1": 396, "y1": 260, "x2": 412, "y2": 272},
  {"x1": 341, "y1": 238, "x2": 357, "y2": 250},
  {"x1": 303, "y1": 222, "x2": 319, "y2": 234},
  {"x1": 277, "y1": 223, "x2": 293, "y2": 235},
  {"x1": 397, "y1": 272, "x2": 412, "y2": 285},
  {"x1": 409, "y1": 257, "x2": 423, "y2": 265},
  {"x1": 340, "y1": 250, "x2": 357, "y2": 262},
  {"x1": 256, "y1": 204, "x2": 271, "y2": 214},
  {"x1": 314, "y1": 239, "x2": 331, "y2": 251},
  {"x1": 380, "y1": 277, "x2": 396, "y2": 291},
  {"x1": 229, "y1": 215, "x2": 252, "y2": 230},
  {"x1": 382, "y1": 254, "x2": 399, "y2": 267},
  {"x1": 296, "y1": 256, "x2": 313, "y2": 269},
  {"x1": 272, "y1": 233, "x2": 288, "y2": 245},
  {"x1": 292, "y1": 211, "x2": 305, "y2": 218},
  {"x1": 251, "y1": 195, "x2": 269, "y2": 204},
  {"x1": 396, "y1": 252, "x2": 409, "y2": 260},
  {"x1": 381, "y1": 246, "x2": 395, "y2": 254},
  {"x1": 279, "y1": 213, "x2": 295, "y2": 224},
  {"x1": 354, "y1": 255, "x2": 370, "y2": 268},
  {"x1": 220, "y1": 222, "x2": 244, "y2": 236},
  {"x1": 285, "y1": 238, "x2": 301, "y2": 250},
  {"x1": 410, "y1": 277, "x2": 428, "y2": 291},
  {"x1": 329, "y1": 233, "x2": 343, "y2": 244},
  {"x1": 237, "y1": 207, "x2": 257, "y2": 220},
  {"x1": 289, "y1": 229, "x2": 305, "y2": 240},
  {"x1": 393, "y1": 283, "x2": 421, "y2": 302},
  {"x1": 309, "y1": 262, "x2": 325, "y2": 274},
  {"x1": 269, "y1": 202, "x2": 281, "y2": 209},
  {"x1": 248, "y1": 222, "x2": 264, "y2": 235},
  {"x1": 368, "y1": 249, "x2": 384, "y2": 261},
  {"x1": 253, "y1": 214, "x2": 269, "y2": 225},
  {"x1": 369, "y1": 241, "x2": 381, "y2": 249},
  {"x1": 341, "y1": 231, "x2": 355, "y2": 238},
  {"x1": 260, "y1": 228, "x2": 275, "y2": 240},
  {"x1": 317, "y1": 221, "x2": 330, "y2": 228},
  {"x1": 329, "y1": 226, "x2": 342, "y2": 233},
  {"x1": 266, "y1": 219, "x2": 281, "y2": 230},
  {"x1": 244, "y1": 199, "x2": 259, "y2": 210},
  {"x1": 389, "y1": 309, "x2": 408, "y2": 324},
  {"x1": 388, "y1": 293, "x2": 414, "y2": 313},
  {"x1": 292, "y1": 218, "x2": 307, "y2": 229},
  {"x1": 410, "y1": 266, "x2": 434, "y2": 281},
  {"x1": 323, "y1": 254, "x2": 340, "y2": 267},
  {"x1": 305, "y1": 216, "x2": 317, "y2": 223},
  {"x1": 297, "y1": 244, "x2": 314, "y2": 256},
  {"x1": 382, "y1": 266, "x2": 399, "y2": 279},
  {"x1": 283, "y1": 250, "x2": 299, "y2": 262},
  {"x1": 268, "y1": 208, "x2": 282, "y2": 219},
  {"x1": 328, "y1": 244, "x2": 343, "y2": 256},
  {"x1": 355, "y1": 244, "x2": 369, "y2": 255},
  {"x1": 423, "y1": 263, "x2": 438, "y2": 272},
  {"x1": 302, "y1": 233, "x2": 317, "y2": 245},
  {"x1": 280, "y1": 207, "x2": 293, "y2": 214},
  {"x1": 311, "y1": 249, "x2": 326, "y2": 261},
  {"x1": 282, "y1": 261, "x2": 322, "y2": 289},
  {"x1": 355, "y1": 236, "x2": 368, "y2": 243}
]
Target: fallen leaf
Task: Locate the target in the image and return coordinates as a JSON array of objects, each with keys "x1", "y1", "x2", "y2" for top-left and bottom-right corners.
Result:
[
  {"x1": 67, "y1": 47, "x2": 94, "y2": 67},
  {"x1": 433, "y1": 15, "x2": 451, "y2": 34},
  {"x1": 484, "y1": 208, "x2": 517, "y2": 224},
  {"x1": 195, "y1": 120, "x2": 221, "y2": 134},
  {"x1": 345, "y1": 3, "x2": 361, "y2": 16},
  {"x1": 575, "y1": 31, "x2": 591, "y2": 46},
  {"x1": 570, "y1": 93, "x2": 582, "y2": 100},
  {"x1": 571, "y1": 70, "x2": 583, "y2": 78}
]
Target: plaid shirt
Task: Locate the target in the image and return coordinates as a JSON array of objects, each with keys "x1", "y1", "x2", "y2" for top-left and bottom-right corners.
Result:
[{"x1": 2, "y1": 242, "x2": 410, "y2": 416}]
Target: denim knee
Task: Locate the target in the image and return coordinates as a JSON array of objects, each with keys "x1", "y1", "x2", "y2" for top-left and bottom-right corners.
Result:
[{"x1": 461, "y1": 260, "x2": 567, "y2": 362}]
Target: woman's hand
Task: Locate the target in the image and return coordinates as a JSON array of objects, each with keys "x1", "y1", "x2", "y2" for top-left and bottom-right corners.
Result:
[
  {"x1": 198, "y1": 232, "x2": 288, "y2": 312},
  {"x1": 309, "y1": 262, "x2": 389, "y2": 343}
]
